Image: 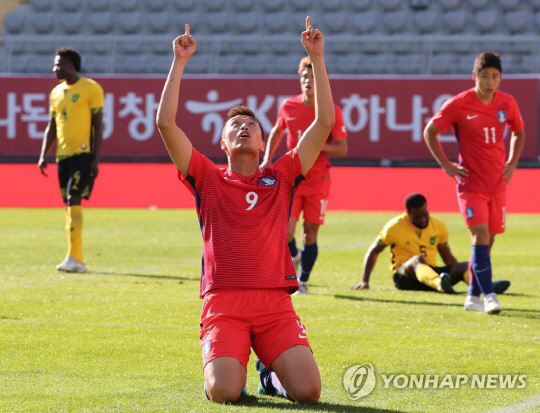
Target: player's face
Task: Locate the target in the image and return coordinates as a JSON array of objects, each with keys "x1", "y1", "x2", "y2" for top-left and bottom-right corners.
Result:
[
  {"x1": 408, "y1": 205, "x2": 429, "y2": 229},
  {"x1": 53, "y1": 55, "x2": 71, "y2": 80},
  {"x1": 300, "y1": 67, "x2": 314, "y2": 97},
  {"x1": 221, "y1": 115, "x2": 265, "y2": 156},
  {"x1": 473, "y1": 67, "x2": 501, "y2": 99}
]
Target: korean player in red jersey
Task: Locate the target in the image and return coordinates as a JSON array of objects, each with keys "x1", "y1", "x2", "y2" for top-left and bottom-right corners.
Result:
[
  {"x1": 156, "y1": 17, "x2": 334, "y2": 403},
  {"x1": 424, "y1": 52, "x2": 525, "y2": 315},
  {"x1": 260, "y1": 57, "x2": 348, "y2": 295}
]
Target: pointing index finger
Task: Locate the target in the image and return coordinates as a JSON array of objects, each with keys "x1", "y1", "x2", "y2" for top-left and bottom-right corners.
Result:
[
  {"x1": 185, "y1": 23, "x2": 190, "y2": 36},
  {"x1": 306, "y1": 15, "x2": 310, "y2": 30}
]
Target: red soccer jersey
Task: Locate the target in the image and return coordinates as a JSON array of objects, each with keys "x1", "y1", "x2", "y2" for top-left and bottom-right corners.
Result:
[
  {"x1": 179, "y1": 148, "x2": 304, "y2": 297},
  {"x1": 277, "y1": 94, "x2": 347, "y2": 178},
  {"x1": 432, "y1": 88, "x2": 524, "y2": 193}
]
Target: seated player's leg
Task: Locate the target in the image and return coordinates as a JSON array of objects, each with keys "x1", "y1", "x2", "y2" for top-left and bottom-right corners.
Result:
[
  {"x1": 204, "y1": 357, "x2": 247, "y2": 403},
  {"x1": 200, "y1": 290, "x2": 251, "y2": 403},
  {"x1": 401, "y1": 256, "x2": 453, "y2": 293}
]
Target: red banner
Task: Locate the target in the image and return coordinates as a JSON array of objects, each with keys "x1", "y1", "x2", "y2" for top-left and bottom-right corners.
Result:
[{"x1": 1, "y1": 75, "x2": 537, "y2": 161}]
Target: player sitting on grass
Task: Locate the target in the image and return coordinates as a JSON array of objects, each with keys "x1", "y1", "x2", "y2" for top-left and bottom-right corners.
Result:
[
  {"x1": 351, "y1": 193, "x2": 510, "y2": 295},
  {"x1": 156, "y1": 17, "x2": 334, "y2": 404}
]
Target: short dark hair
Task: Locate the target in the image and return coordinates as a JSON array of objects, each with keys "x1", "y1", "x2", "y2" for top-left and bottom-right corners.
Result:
[
  {"x1": 56, "y1": 47, "x2": 81, "y2": 72},
  {"x1": 298, "y1": 56, "x2": 312, "y2": 74},
  {"x1": 405, "y1": 193, "x2": 427, "y2": 211},
  {"x1": 473, "y1": 51, "x2": 502, "y2": 74},
  {"x1": 226, "y1": 105, "x2": 265, "y2": 141}
]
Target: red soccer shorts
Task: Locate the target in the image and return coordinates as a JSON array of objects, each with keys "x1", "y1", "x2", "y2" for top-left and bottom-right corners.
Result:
[
  {"x1": 291, "y1": 175, "x2": 331, "y2": 225},
  {"x1": 457, "y1": 190, "x2": 506, "y2": 234},
  {"x1": 199, "y1": 288, "x2": 311, "y2": 370}
]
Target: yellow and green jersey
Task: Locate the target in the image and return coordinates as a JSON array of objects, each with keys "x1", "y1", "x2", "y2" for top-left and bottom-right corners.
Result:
[
  {"x1": 50, "y1": 77, "x2": 104, "y2": 160},
  {"x1": 379, "y1": 212, "x2": 449, "y2": 272}
]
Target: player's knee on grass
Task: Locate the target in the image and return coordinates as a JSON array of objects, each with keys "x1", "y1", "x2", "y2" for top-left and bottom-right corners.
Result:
[
  {"x1": 288, "y1": 379, "x2": 321, "y2": 404},
  {"x1": 205, "y1": 379, "x2": 244, "y2": 403}
]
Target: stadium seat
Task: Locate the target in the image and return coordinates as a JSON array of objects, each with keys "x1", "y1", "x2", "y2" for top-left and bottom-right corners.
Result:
[
  {"x1": 315, "y1": 0, "x2": 341, "y2": 12},
  {"x1": 261, "y1": 12, "x2": 288, "y2": 34},
  {"x1": 27, "y1": 55, "x2": 54, "y2": 73},
  {"x1": 183, "y1": 54, "x2": 211, "y2": 74},
  {"x1": 473, "y1": 10, "x2": 500, "y2": 34},
  {"x1": 3, "y1": 10, "x2": 27, "y2": 34},
  {"x1": 362, "y1": 54, "x2": 395, "y2": 74},
  {"x1": 334, "y1": 55, "x2": 361, "y2": 74},
  {"x1": 348, "y1": 11, "x2": 379, "y2": 34},
  {"x1": 83, "y1": 54, "x2": 112, "y2": 73},
  {"x1": 115, "y1": 55, "x2": 147, "y2": 73},
  {"x1": 290, "y1": 0, "x2": 312, "y2": 12},
  {"x1": 519, "y1": 55, "x2": 540, "y2": 73},
  {"x1": 58, "y1": 0, "x2": 81, "y2": 12},
  {"x1": 112, "y1": 0, "x2": 139, "y2": 12},
  {"x1": 115, "y1": 12, "x2": 141, "y2": 34},
  {"x1": 243, "y1": 54, "x2": 270, "y2": 74},
  {"x1": 468, "y1": 0, "x2": 490, "y2": 11},
  {"x1": 215, "y1": 55, "x2": 239, "y2": 73},
  {"x1": 57, "y1": 12, "x2": 84, "y2": 34},
  {"x1": 342, "y1": 0, "x2": 371, "y2": 12},
  {"x1": 267, "y1": 54, "x2": 300, "y2": 74},
  {"x1": 430, "y1": 54, "x2": 457, "y2": 75},
  {"x1": 29, "y1": 12, "x2": 55, "y2": 34},
  {"x1": 86, "y1": 12, "x2": 112, "y2": 34},
  {"x1": 146, "y1": 12, "x2": 170, "y2": 34},
  {"x1": 229, "y1": 0, "x2": 255, "y2": 12},
  {"x1": 497, "y1": 0, "x2": 521, "y2": 10},
  {"x1": 8, "y1": 56, "x2": 29, "y2": 72},
  {"x1": 438, "y1": 0, "x2": 460, "y2": 10},
  {"x1": 30, "y1": 0, "x2": 54, "y2": 12},
  {"x1": 530, "y1": 0, "x2": 540, "y2": 11},
  {"x1": 379, "y1": 0, "x2": 401, "y2": 11},
  {"x1": 88, "y1": 0, "x2": 110, "y2": 12},
  {"x1": 168, "y1": 0, "x2": 195, "y2": 11},
  {"x1": 395, "y1": 54, "x2": 423, "y2": 74},
  {"x1": 199, "y1": 12, "x2": 229, "y2": 34},
  {"x1": 146, "y1": 55, "x2": 173, "y2": 74},
  {"x1": 142, "y1": 0, "x2": 166, "y2": 11},
  {"x1": 200, "y1": 0, "x2": 226, "y2": 12},
  {"x1": 116, "y1": 40, "x2": 143, "y2": 55},
  {"x1": 412, "y1": 10, "x2": 438, "y2": 34},
  {"x1": 456, "y1": 54, "x2": 477, "y2": 73},
  {"x1": 168, "y1": 12, "x2": 199, "y2": 33},
  {"x1": 382, "y1": 11, "x2": 408, "y2": 34},
  {"x1": 260, "y1": 0, "x2": 284, "y2": 12},
  {"x1": 503, "y1": 11, "x2": 531, "y2": 34},
  {"x1": 442, "y1": 10, "x2": 469, "y2": 33},
  {"x1": 229, "y1": 12, "x2": 259, "y2": 35},
  {"x1": 322, "y1": 12, "x2": 348, "y2": 34},
  {"x1": 287, "y1": 12, "x2": 319, "y2": 34}
]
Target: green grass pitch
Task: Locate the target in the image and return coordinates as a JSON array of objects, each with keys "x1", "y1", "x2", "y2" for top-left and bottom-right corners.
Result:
[{"x1": 1, "y1": 208, "x2": 539, "y2": 412}]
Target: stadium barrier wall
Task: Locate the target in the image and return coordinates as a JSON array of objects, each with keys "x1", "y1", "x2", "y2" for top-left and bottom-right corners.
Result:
[
  {"x1": 1, "y1": 163, "x2": 538, "y2": 213},
  {"x1": 1, "y1": 75, "x2": 538, "y2": 163}
]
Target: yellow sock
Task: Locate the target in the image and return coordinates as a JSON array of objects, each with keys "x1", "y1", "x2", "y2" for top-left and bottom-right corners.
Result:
[
  {"x1": 416, "y1": 264, "x2": 441, "y2": 290},
  {"x1": 463, "y1": 269, "x2": 470, "y2": 284},
  {"x1": 66, "y1": 206, "x2": 84, "y2": 263}
]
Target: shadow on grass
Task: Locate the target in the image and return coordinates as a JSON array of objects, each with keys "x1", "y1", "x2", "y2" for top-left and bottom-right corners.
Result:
[
  {"x1": 235, "y1": 394, "x2": 404, "y2": 412},
  {"x1": 91, "y1": 271, "x2": 199, "y2": 282},
  {"x1": 335, "y1": 294, "x2": 540, "y2": 317}
]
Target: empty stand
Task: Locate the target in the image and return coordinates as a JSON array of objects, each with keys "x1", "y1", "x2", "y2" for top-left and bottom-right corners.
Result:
[
  {"x1": 473, "y1": 10, "x2": 500, "y2": 34},
  {"x1": 57, "y1": 12, "x2": 84, "y2": 34},
  {"x1": 58, "y1": 0, "x2": 81, "y2": 12}
]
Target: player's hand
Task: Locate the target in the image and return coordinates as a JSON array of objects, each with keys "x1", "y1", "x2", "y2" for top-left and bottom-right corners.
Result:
[
  {"x1": 502, "y1": 161, "x2": 517, "y2": 184},
  {"x1": 38, "y1": 157, "x2": 48, "y2": 177},
  {"x1": 442, "y1": 162, "x2": 468, "y2": 181},
  {"x1": 301, "y1": 16, "x2": 324, "y2": 57},
  {"x1": 90, "y1": 160, "x2": 99, "y2": 179},
  {"x1": 259, "y1": 159, "x2": 273, "y2": 172},
  {"x1": 173, "y1": 24, "x2": 196, "y2": 61},
  {"x1": 351, "y1": 281, "x2": 369, "y2": 290}
]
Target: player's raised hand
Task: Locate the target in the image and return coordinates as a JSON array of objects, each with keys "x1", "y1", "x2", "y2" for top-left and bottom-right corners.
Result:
[
  {"x1": 301, "y1": 16, "x2": 324, "y2": 57},
  {"x1": 173, "y1": 24, "x2": 196, "y2": 61}
]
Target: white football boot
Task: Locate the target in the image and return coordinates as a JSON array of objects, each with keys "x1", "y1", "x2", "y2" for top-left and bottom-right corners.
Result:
[{"x1": 56, "y1": 257, "x2": 87, "y2": 273}]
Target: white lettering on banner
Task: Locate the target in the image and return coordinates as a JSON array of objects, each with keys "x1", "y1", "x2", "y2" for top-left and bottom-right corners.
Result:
[
  {"x1": 246, "y1": 94, "x2": 275, "y2": 132},
  {"x1": 341, "y1": 93, "x2": 432, "y2": 143},
  {"x1": 21, "y1": 93, "x2": 49, "y2": 139},
  {"x1": 432, "y1": 94, "x2": 454, "y2": 142},
  {"x1": 185, "y1": 90, "x2": 242, "y2": 144},
  {"x1": 118, "y1": 92, "x2": 159, "y2": 141},
  {"x1": 386, "y1": 95, "x2": 429, "y2": 142},
  {"x1": 102, "y1": 93, "x2": 114, "y2": 140},
  {"x1": 0, "y1": 93, "x2": 22, "y2": 139}
]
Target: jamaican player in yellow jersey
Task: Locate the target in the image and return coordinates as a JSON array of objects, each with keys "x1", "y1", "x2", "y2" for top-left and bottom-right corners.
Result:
[
  {"x1": 38, "y1": 47, "x2": 104, "y2": 273},
  {"x1": 351, "y1": 193, "x2": 510, "y2": 299}
]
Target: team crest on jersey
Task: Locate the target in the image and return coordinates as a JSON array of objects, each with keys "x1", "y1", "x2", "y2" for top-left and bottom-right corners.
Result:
[
  {"x1": 258, "y1": 176, "x2": 277, "y2": 187},
  {"x1": 430, "y1": 236, "x2": 436, "y2": 245},
  {"x1": 466, "y1": 207, "x2": 474, "y2": 219},
  {"x1": 72, "y1": 94, "x2": 80, "y2": 102},
  {"x1": 497, "y1": 110, "x2": 507, "y2": 123}
]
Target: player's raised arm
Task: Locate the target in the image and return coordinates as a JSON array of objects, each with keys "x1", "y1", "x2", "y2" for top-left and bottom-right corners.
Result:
[
  {"x1": 156, "y1": 24, "x2": 196, "y2": 177},
  {"x1": 296, "y1": 16, "x2": 335, "y2": 177},
  {"x1": 260, "y1": 124, "x2": 284, "y2": 171}
]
